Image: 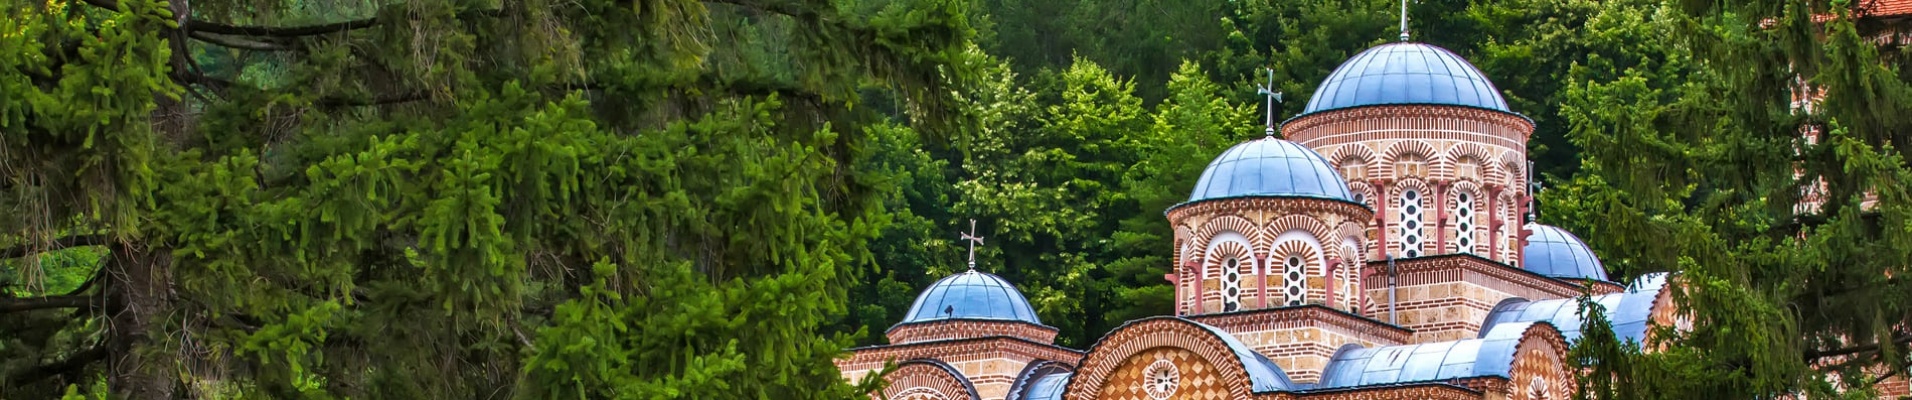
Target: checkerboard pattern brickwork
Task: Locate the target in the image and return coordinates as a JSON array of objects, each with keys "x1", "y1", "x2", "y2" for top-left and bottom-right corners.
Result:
[{"x1": 1068, "y1": 318, "x2": 1263, "y2": 400}]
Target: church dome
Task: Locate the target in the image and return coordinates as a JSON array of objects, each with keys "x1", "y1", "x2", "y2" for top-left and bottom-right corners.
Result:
[
  {"x1": 1186, "y1": 137, "x2": 1355, "y2": 204},
  {"x1": 1522, "y1": 224, "x2": 1609, "y2": 281},
  {"x1": 1302, "y1": 42, "x2": 1510, "y2": 116},
  {"x1": 900, "y1": 270, "x2": 1042, "y2": 325}
]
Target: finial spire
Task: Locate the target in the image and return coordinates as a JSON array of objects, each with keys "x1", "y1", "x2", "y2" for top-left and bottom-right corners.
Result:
[
  {"x1": 959, "y1": 219, "x2": 985, "y2": 271},
  {"x1": 1255, "y1": 68, "x2": 1282, "y2": 136},
  {"x1": 1399, "y1": 0, "x2": 1411, "y2": 41}
]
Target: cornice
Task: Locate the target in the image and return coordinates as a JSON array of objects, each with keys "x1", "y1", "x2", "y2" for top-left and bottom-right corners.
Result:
[
  {"x1": 1166, "y1": 196, "x2": 1375, "y2": 223},
  {"x1": 1362, "y1": 254, "x2": 1584, "y2": 299},
  {"x1": 1185, "y1": 304, "x2": 1414, "y2": 345},
  {"x1": 1282, "y1": 104, "x2": 1536, "y2": 140}
]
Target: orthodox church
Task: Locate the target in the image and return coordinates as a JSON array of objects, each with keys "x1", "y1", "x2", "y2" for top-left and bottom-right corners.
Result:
[{"x1": 834, "y1": 33, "x2": 1726, "y2": 398}]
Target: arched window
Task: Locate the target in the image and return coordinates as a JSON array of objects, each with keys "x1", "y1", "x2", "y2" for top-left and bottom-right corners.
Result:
[
  {"x1": 1283, "y1": 256, "x2": 1306, "y2": 306},
  {"x1": 1400, "y1": 189, "x2": 1423, "y2": 258},
  {"x1": 1341, "y1": 245, "x2": 1360, "y2": 312},
  {"x1": 1456, "y1": 191, "x2": 1476, "y2": 254},
  {"x1": 1222, "y1": 258, "x2": 1241, "y2": 312}
]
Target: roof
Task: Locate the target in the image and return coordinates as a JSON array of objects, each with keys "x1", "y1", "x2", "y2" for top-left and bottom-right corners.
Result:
[
  {"x1": 1860, "y1": 0, "x2": 1912, "y2": 18},
  {"x1": 898, "y1": 270, "x2": 1043, "y2": 326},
  {"x1": 1478, "y1": 272, "x2": 1671, "y2": 344},
  {"x1": 1192, "y1": 321, "x2": 1300, "y2": 392},
  {"x1": 1315, "y1": 322, "x2": 1554, "y2": 389},
  {"x1": 1301, "y1": 42, "x2": 1510, "y2": 116},
  {"x1": 1013, "y1": 369, "x2": 1072, "y2": 400},
  {"x1": 1522, "y1": 224, "x2": 1610, "y2": 281},
  {"x1": 1184, "y1": 137, "x2": 1355, "y2": 204}
]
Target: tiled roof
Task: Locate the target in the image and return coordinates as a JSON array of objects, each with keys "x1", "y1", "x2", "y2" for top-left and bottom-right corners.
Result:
[{"x1": 1859, "y1": 0, "x2": 1912, "y2": 18}]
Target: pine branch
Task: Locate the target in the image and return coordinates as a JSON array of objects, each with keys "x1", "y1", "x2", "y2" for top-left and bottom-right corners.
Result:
[
  {"x1": 0, "y1": 295, "x2": 95, "y2": 313},
  {"x1": 6, "y1": 344, "x2": 108, "y2": 385},
  {"x1": 0, "y1": 235, "x2": 109, "y2": 260}
]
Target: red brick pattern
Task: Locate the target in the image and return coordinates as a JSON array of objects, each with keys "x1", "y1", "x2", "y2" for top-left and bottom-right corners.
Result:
[
  {"x1": 1169, "y1": 197, "x2": 1373, "y2": 316},
  {"x1": 1295, "y1": 384, "x2": 1484, "y2": 400},
  {"x1": 1094, "y1": 347, "x2": 1232, "y2": 400},
  {"x1": 886, "y1": 319, "x2": 1061, "y2": 345},
  {"x1": 1066, "y1": 319, "x2": 1265, "y2": 400},
  {"x1": 839, "y1": 336, "x2": 1083, "y2": 375},
  {"x1": 875, "y1": 360, "x2": 979, "y2": 400}
]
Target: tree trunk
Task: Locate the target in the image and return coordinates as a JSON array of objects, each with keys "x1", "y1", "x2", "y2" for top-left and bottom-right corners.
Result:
[{"x1": 106, "y1": 242, "x2": 176, "y2": 400}]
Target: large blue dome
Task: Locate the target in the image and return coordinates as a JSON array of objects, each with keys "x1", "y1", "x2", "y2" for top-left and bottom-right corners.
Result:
[
  {"x1": 1302, "y1": 42, "x2": 1510, "y2": 115},
  {"x1": 1186, "y1": 138, "x2": 1355, "y2": 204},
  {"x1": 1522, "y1": 224, "x2": 1609, "y2": 281},
  {"x1": 900, "y1": 270, "x2": 1042, "y2": 325}
]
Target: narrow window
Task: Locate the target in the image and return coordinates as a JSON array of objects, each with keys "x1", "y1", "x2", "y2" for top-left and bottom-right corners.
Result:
[
  {"x1": 1222, "y1": 258, "x2": 1241, "y2": 312},
  {"x1": 1400, "y1": 189, "x2": 1423, "y2": 258},
  {"x1": 1284, "y1": 256, "x2": 1305, "y2": 306},
  {"x1": 1456, "y1": 192, "x2": 1475, "y2": 254}
]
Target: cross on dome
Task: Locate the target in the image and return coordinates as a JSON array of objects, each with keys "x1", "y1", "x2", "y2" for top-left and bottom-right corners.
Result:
[
  {"x1": 960, "y1": 219, "x2": 985, "y2": 271},
  {"x1": 1255, "y1": 68, "x2": 1282, "y2": 136}
]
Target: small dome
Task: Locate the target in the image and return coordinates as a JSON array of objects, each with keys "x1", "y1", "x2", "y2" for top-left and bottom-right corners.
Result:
[
  {"x1": 1522, "y1": 224, "x2": 1609, "y2": 281},
  {"x1": 900, "y1": 270, "x2": 1042, "y2": 325},
  {"x1": 1186, "y1": 138, "x2": 1354, "y2": 204},
  {"x1": 1302, "y1": 42, "x2": 1509, "y2": 116}
]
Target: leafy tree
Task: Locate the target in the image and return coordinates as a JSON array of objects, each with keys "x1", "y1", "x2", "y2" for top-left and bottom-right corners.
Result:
[{"x1": 1101, "y1": 60, "x2": 1253, "y2": 326}]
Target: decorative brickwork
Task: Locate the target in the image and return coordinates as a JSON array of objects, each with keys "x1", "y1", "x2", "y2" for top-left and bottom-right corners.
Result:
[
  {"x1": 839, "y1": 336, "x2": 1083, "y2": 379},
  {"x1": 875, "y1": 359, "x2": 981, "y2": 400},
  {"x1": 1281, "y1": 104, "x2": 1530, "y2": 267},
  {"x1": 1295, "y1": 384, "x2": 1483, "y2": 400},
  {"x1": 1068, "y1": 318, "x2": 1271, "y2": 400},
  {"x1": 1168, "y1": 197, "x2": 1373, "y2": 316},
  {"x1": 1359, "y1": 255, "x2": 1584, "y2": 343},
  {"x1": 1506, "y1": 323, "x2": 1573, "y2": 400},
  {"x1": 1188, "y1": 305, "x2": 1413, "y2": 383},
  {"x1": 887, "y1": 319, "x2": 1061, "y2": 345}
]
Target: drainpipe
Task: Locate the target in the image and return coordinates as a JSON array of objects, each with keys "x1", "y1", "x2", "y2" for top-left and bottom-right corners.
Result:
[{"x1": 1388, "y1": 253, "x2": 1398, "y2": 325}]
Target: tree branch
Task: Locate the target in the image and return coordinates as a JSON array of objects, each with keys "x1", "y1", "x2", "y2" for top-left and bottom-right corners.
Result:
[
  {"x1": 0, "y1": 295, "x2": 95, "y2": 313},
  {"x1": 188, "y1": 18, "x2": 380, "y2": 38},
  {"x1": 6, "y1": 345, "x2": 109, "y2": 385},
  {"x1": 0, "y1": 235, "x2": 109, "y2": 260},
  {"x1": 702, "y1": 0, "x2": 819, "y2": 19},
  {"x1": 1804, "y1": 331, "x2": 1912, "y2": 361},
  {"x1": 187, "y1": 31, "x2": 294, "y2": 51}
]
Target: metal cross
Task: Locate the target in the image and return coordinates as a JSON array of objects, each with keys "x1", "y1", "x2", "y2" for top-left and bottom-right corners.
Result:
[
  {"x1": 1255, "y1": 68, "x2": 1282, "y2": 136},
  {"x1": 960, "y1": 219, "x2": 985, "y2": 271}
]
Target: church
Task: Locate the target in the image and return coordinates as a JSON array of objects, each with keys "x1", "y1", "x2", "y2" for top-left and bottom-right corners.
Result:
[{"x1": 834, "y1": 33, "x2": 1707, "y2": 399}]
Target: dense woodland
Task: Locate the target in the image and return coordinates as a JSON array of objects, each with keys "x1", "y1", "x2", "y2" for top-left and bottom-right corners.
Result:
[{"x1": 1, "y1": 0, "x2": 1909, "y2": 398}]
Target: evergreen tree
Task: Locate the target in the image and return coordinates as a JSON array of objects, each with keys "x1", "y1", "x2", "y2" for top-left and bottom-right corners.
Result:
[
  {"x1": 1550, "y1": 1, "x2": 1912, "y2": 398},
  {"x1": 1, "y1": 0, "x2": 973, "y2": 398}
]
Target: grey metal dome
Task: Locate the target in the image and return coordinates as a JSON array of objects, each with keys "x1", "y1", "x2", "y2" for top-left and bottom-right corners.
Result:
[
  {"x1": 900, "y1": 270, "x2": 1042, "y2": 325},
  {"x1": 1522, "y1": 224, "x2": 1609, "y2": 281},
  {"x1": 1186, "y1": 137, "x2": 1355, "y2": 204},
  {"x1": 1302, "y1": 42, "x2": 1510, "y2": 115}
]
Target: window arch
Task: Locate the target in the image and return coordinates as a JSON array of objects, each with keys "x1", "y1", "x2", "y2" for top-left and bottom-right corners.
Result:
[
  {"x1": 1222, "y1": 257, "x2": 1242, "y2": 312},
  {"x1": 1455, "y1": 191, "x2": 1476, "y2": 254},
  {"x1": 1399, "y1": 189, "x2": 1424, "y2": 258}
]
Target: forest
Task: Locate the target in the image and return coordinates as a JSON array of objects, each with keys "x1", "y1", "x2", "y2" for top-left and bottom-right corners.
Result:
[{"x1": 2, "y1": 0, "x2": 1909, "y2": 398}]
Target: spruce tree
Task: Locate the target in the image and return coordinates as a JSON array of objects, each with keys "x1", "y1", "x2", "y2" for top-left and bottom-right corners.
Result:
[{"x1": 1, "y1": 0, "x2": 973, "y2": 398}]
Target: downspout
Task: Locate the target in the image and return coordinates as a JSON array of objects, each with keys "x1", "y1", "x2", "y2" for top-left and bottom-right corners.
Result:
[{"x1": 1388, "y1": 253, "x2": 1398, "y2": 325}]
